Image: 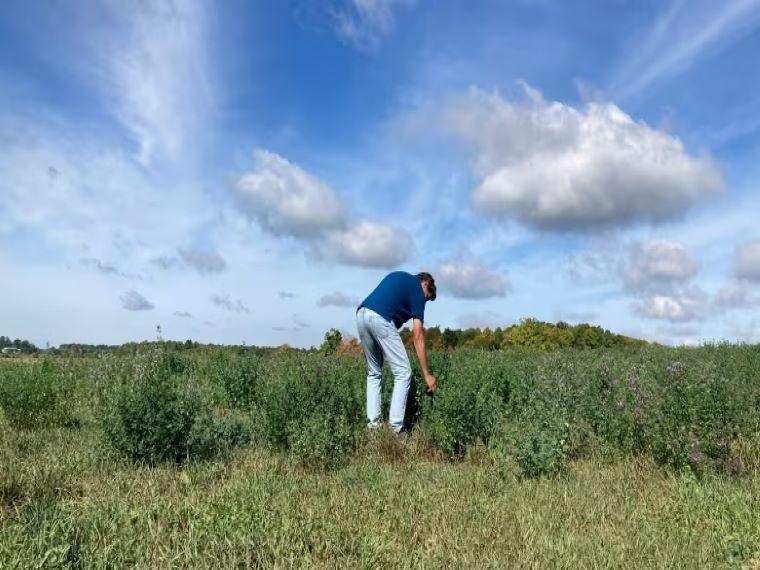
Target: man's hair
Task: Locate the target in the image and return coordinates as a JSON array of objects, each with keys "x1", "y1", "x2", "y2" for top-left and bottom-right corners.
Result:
[{"x1": 418, "y1": 272, "x2": 437, "y2": 301}]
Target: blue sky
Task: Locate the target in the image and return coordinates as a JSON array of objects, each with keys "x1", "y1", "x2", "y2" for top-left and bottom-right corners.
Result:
[{"x1": 2, "y1": 0, "x2": 760, "y2": 348}]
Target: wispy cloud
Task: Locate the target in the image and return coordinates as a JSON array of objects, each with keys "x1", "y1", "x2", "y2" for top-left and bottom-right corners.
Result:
[
  {"x1": 211, "y1": 294, "x2": 250, "y2": 314},
  {"x1": 317, "y1": 292, "x2": 359, "y2": 307},
  {"x1": 332, "y1": 0, "x2": 415, "y2": 51},
  {"x1": 610, "y1": 0, "x2": 760, "y2": 101},
  {"x1": 96, "y1": 0, "x2": 216, "y2": 166},
  {"x1": 81, "y1": 258, "x2": 141, "y2": 280}
]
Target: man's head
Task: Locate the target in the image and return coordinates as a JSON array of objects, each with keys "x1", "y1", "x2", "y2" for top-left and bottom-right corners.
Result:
[{"x1": 418, "y1": 272, "x2": 437, "y2": 302}]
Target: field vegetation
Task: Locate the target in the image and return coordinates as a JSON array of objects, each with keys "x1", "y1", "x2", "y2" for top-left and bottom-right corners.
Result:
[{"x1": 1, "y1": 340, "x2": 759, "y2": 567}]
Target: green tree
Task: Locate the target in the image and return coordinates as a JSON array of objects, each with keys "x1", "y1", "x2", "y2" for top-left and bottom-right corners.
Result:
[{"x1": 320, "y1": 329, "x2": 343, "y2": 355}]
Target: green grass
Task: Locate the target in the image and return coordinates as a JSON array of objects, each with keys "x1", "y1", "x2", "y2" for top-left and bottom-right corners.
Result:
[
  {"x1": 1, "y1": 346, "x2": 760, "y2": 567},
  {"x1": 1, "y1": 422, "x2": 759, "y2": 568}
]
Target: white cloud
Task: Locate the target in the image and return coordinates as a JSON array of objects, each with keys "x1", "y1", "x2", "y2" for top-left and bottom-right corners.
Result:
[
  {"x1": 632, "y1": 289, "x2": 707, "y2": 323},
  {"x1": 735, "y1": 240, "x2": 760, "y2": 282},
  {"x1": 624, "y1": 239, "x2": 700, "y2": 293},
  {"x1": 173, "y1": 311, "x2": 193, "y2": 318},
  {"x1": 120, "y1": 290, "x2": 154, "y2": 311},
  {"x1": 317, "y1": 292, "x2": 359, "y2": 308},
  {"x1": 234, "y1": 150, "x2": 410, "y2": 268},
  {"x1": 435, "y1": 262, "x2": 511, "y2": 299},
  {"x1": 317, "y1": 221, "x2": 411, "y2": 268},
  {"x1": 333, "y1": 0, "x2": 414, "y2": 50},
  {"x1": 235, "y1": 150, "x2": 346, "y2": 239},
  {"x1": 435, "y1": 85, "x2": 723, "y2": 231}
]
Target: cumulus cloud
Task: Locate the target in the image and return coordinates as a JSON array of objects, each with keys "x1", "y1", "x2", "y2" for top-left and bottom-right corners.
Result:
[
  {"x1": 735, "y1": 240, "x2": 760, "y2": 282},
  {"x1": 173, "y1": 311, "x2": 193, "y2": 318},
  {"x1": 178, "y1": 248, "x2": 227, "y2": 275},
  {"x1": 624, "y1": 239, "x2": 700, "y2": 293},
  {"x1": 632, "y1": 288, "x2": 708, "y2": 323},
  {"x1": 235, "y1": 150, "x2": 346, "y2": 239},
  {"x1": 715, "y1": 280, "x2": 758, "y2": 309},
  {"x1": 316, "y1": 221, "x2": 411, "y2": 268},
  {"x1": 120, "y1": 290, "x2": 154, "y2": 311},
  {"x1": 434, "y1": 85, "x2": 723, "y2": 231},
  {"x1": 435, "y1": 262, "x2": 511, "y2": 299},
  {"x1": 317, "y1": 292, "x2": 359, "y2": 308},
  {"x1": 621, "y1": 239, "x2": 709, "y2": 322},
  {"x1": 279, "y1": 291, "x2": 297, "y2": 299},
  {"x1": 234, "y1": 150, "x2": 410, "y2": 269},
  {"x1": 333, "y1": 0, "x2": 414, "y2": 50}
]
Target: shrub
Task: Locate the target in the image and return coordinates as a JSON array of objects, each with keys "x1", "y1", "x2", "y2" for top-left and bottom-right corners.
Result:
[
  {"x1": 210, "y1": 353, "x2": 261, "y2": 408},
  {"x1": 423, "y1": 352, "x2": 513, "y2": 455},
  {"x1": 251, "y1": 354, "x2": 364, "y2": 465},
  {"x1": 96, "y1": 348, "x2": 239, "y2": 464},
  {"x1": 287, "y1": 414, "x2": 356, "y2": 468},
  {"x1": 0, "y1": 360, "x2": 75, "y2": 429},
  {"x1": 188, "y1": 410, "x2": 252, "y2": 459},
  {"x1": 648, "y1": 358, "x2": 740, "y2": 474},
  {"x1": 493, "y1": 414, "x2": 570, "y2": 479}
]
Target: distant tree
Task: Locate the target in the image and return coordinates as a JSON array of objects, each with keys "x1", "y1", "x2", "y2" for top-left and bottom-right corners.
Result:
[
  {"x1": 320, "y1": 328, "x2": 342, "y2": 355},
  {"x1": 442, "y1": 328, "x2": 458, "y2": 350}
]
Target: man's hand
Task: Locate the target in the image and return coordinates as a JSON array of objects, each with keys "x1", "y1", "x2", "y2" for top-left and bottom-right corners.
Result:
[{"x1": 424, "y1": 371, "x2": 437, "y2": 393}]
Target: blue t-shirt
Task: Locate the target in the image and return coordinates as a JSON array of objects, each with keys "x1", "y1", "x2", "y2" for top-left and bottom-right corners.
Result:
[{"x1": 359, "y1": 271, "x2": 426, "y2": 329}]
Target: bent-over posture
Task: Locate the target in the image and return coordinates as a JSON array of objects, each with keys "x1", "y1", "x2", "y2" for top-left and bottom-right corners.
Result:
[{"x1": 356, "y1": 271, "x2": 437, "y2": 433}]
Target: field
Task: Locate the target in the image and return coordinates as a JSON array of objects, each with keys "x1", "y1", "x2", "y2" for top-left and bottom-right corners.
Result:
[{"x1": 1, "y1": 344, "x2": 759, "y2": 567}]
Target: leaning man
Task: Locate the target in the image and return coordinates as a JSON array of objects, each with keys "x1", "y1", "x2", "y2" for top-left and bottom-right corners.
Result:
[{"x1": 356, "y1": 271, "x2": 437, "y2": 433}]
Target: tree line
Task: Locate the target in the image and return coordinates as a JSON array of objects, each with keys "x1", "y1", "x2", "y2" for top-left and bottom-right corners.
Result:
[
  {"x1": 320, "y1": 318, "x2": 645, "y2": 354},
  {"x1": 0, "y1": 336, "x2": 38, "y2": 353}
]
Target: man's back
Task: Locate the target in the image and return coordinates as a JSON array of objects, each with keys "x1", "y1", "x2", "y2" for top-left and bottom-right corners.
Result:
[{"x1": 359, "y1": 271, "x2": 426, "y2": 329}]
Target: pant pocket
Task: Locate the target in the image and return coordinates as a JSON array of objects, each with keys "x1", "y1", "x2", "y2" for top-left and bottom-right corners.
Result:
[{"x1": 372, "y1": 315, "x2": 391, "y2": 340}]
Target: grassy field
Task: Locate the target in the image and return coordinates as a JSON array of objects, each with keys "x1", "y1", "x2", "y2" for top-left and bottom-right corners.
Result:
[{"x1": 1, "y1": 345, "x2": 759, "y2": 567}]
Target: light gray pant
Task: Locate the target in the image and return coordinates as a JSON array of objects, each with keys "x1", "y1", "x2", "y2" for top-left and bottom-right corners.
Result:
[{"x1": 356, "y1": 307, "x2": 411, "y2": 433}]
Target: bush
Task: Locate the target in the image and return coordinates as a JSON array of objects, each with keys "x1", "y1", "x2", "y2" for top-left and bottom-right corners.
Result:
[
  {"x1": 209, "y1": 352, "x2": 261, "y2": 408},
  {"x1": 96, "y1": 348, "x2": 241, "y2": 464},
  {"x1": 423, "y1": 351, "x2": 513, "y2": 455},
  {"x1": 251, "y1": 354, "x2": 364, "y2": 465},
  {"x1": 648, "y1": 359, "x2": 740, "y2": 474},
  {"x1": 493, "y1": 415, "x2": 570, "y2": 479},
  {"x1": 287, "y1": 414, "x2": 356, "y2": 468},
  {"x1": 0, "y1": 360, "x2": 75, "y2": 429},
  {"x1": 188, "y1": 410, "x2": 252, "y2": 460}
]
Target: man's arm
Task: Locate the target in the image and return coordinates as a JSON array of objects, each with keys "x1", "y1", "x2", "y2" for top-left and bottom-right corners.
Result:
[{"x1": 412, "y1": 318, "x2": 436, "y2": 392}]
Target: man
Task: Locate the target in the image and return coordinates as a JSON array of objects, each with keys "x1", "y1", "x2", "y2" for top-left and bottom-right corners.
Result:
[{"x1": 356, "y1": 271, "x2": 437, "y2": 433}]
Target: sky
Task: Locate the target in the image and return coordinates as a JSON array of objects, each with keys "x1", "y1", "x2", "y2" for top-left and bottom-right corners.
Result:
[{"x1": 1, "y1": 0, "x2": 760, "y2": 348}]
